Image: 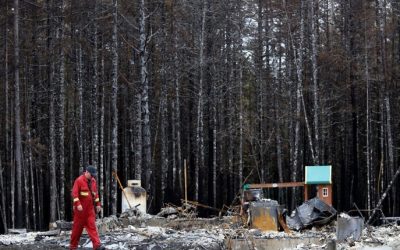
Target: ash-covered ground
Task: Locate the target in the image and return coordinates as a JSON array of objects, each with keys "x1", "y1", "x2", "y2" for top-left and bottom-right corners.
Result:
[{"x1": 0, "y1": 212, "x2": 399, "y2": 249}]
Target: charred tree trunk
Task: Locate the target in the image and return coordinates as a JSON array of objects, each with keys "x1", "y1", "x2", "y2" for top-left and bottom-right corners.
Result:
[
  {"x1": 238, "y1": 62, "x2": 243, "y2": 189},
  {"x1": 23, "y1": 104, "x2": 30, "y2": 229},
  {"x1": 211, "y1": 64, "x2": 217, "y2": 206},
  {"x1": 48, "y1": 10, "x2": 58, "y2": 224},
  {"x1": 256, "y1": 0, "x2": 265, "y2": 183},
  {"x1": 172, "y1": 15, "x2": 182, "y2": 195},
  {"x1": 110, "y1": 0, "x2": 119, "y2": 215},
  {"x1": 0, "y1": 157, "x2": 7, "y2": 233},
  {"x1": 194, "y1": 0, "x2": 207, "y2": 201},
  {"x1": 276, "y1": 51, "x2": 283, "y2": 185},
  {"x1": 3, "y1": 2, "x2": 10, "y2": 232},
  {"x1": 57, "y1": 0, "x2": 66, "y2": 219},
  {"x1": 134, "y1": 88, "x2": 142, "y2": 181},
  {"x1": 377, "y1": 0, "x2": 395, "y2": 214},
  {"x1": 160, "y1": 0, "x2": 168, "y2": 204},
  {"x1": 139, "y1": 0, "x2": 152, "y2": 196},
  {"x1": 13, "y1": 0, "x2": 24, "y2": 228},
  {"x1": 364, "y1": 7, "x2": 371, "y2": 212},
  {"x1": 27, "y1": 112, "x2": 36, "y2": 230},
  {"x1": 77, "y1": 43, "x2": 84, "y2": 168},
  {"x1": 310, "y1": 0, "x2": 320, "y2": 164},
  {"x1": 92, "y1": 0, "x2": 99, "y2": 172},
  {"x1": 292, "y1": 0, "x2": 305, "y2": 207},
  {"x1": 99, "y1": 48, "x2": 105, "y2": 216}
]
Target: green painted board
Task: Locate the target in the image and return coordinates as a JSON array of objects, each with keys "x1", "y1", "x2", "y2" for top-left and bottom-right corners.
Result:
[{"x1": 305, "y1": 165, "x2": 332, "y2": 184}]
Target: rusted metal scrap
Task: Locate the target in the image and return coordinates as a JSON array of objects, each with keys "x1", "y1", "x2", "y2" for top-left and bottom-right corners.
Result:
[
  {"x1": 248, "y1": 199, "x2": 280, "y2": 231},
  {"x1": 278, "y1": 213, "x2": 291, "y2": 233}
]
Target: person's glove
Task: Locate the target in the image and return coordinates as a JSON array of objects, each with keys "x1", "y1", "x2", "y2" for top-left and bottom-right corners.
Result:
[{"x1": 96, "y1": 206, "x2": 102, "y2": 213}]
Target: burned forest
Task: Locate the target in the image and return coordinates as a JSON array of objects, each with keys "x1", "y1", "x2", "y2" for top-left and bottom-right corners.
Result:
[{"x1": 1, "y1": 0, "x2": 400, "y2": 249}]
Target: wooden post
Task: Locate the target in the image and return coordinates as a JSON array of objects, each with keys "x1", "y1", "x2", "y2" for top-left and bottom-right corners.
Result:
[
  {"x1": 304, "y1": 184, "x2": 309, "y2": 201},
  {"x1": 184, "y1": 159, "x2": 187, "y2": 207}
]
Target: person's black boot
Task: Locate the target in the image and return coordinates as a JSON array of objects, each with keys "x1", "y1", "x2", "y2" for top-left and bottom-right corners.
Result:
[{"x1": 96, "y1": 245, "x2": 106, "y2": 250}]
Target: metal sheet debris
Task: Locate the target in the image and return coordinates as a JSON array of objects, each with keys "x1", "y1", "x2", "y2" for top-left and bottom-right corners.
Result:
[
  {"x1": 337, "y1": 213, "x2": 364, "y2": 241},
  {"x1": 243, "y1": 189, "x2": 263, "y2": 202},
  {"x1": 121, "y1": 180, "x2": 147, "y2": 214},
  {"x1": 287, "y1": 197, "x2": 337, "y2": 230},
  {"x1": 249, "y1": 200, "x2": 280, "y2": 231}
]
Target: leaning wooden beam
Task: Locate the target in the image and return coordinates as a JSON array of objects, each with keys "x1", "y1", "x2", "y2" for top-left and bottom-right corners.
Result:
[
  {"x1": 247, "y1": 182, "x2": 305, "y2": 189},
  {"x1": 112, "y1": 171, "x2": 132, "y2": 209},
  {"x1": 367, "y1": 165, "x2": 400, "y2": 225}
]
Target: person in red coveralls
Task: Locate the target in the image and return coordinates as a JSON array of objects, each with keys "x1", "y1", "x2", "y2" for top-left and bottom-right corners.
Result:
[{"x1": 70, "y1": 165, "x2": 105, "y2": 250}]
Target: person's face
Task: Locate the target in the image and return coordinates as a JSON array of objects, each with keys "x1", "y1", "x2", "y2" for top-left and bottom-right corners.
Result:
[{"x1": 85, "y1": 171, "x2": 92, "y2": 180}]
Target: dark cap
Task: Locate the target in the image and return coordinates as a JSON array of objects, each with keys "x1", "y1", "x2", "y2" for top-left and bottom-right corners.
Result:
[{"x1": 86, "y1": 165, "x2": 97, "y2": 178}]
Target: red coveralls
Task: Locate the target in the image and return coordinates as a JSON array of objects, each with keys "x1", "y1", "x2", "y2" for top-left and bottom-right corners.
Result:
[{"x1": 70, "y1": 174, "x2": 101, "y2": 250}]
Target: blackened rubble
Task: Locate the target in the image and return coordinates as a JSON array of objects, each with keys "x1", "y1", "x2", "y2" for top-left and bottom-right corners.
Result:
[
  {"x1": 0, "y1": 210, "x2": 229, "y2": 250},
  {"x1": 1, "y1": 206, "x2": 400, "y2": 249},
  {"x1": 286, "y1": 197, "x2": 337, "y2": 231}
]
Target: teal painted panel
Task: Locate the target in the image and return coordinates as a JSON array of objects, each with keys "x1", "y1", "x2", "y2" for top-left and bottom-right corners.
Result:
[{"x1": 305, "y1": 165, "x2": 332, "y2": 184}]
